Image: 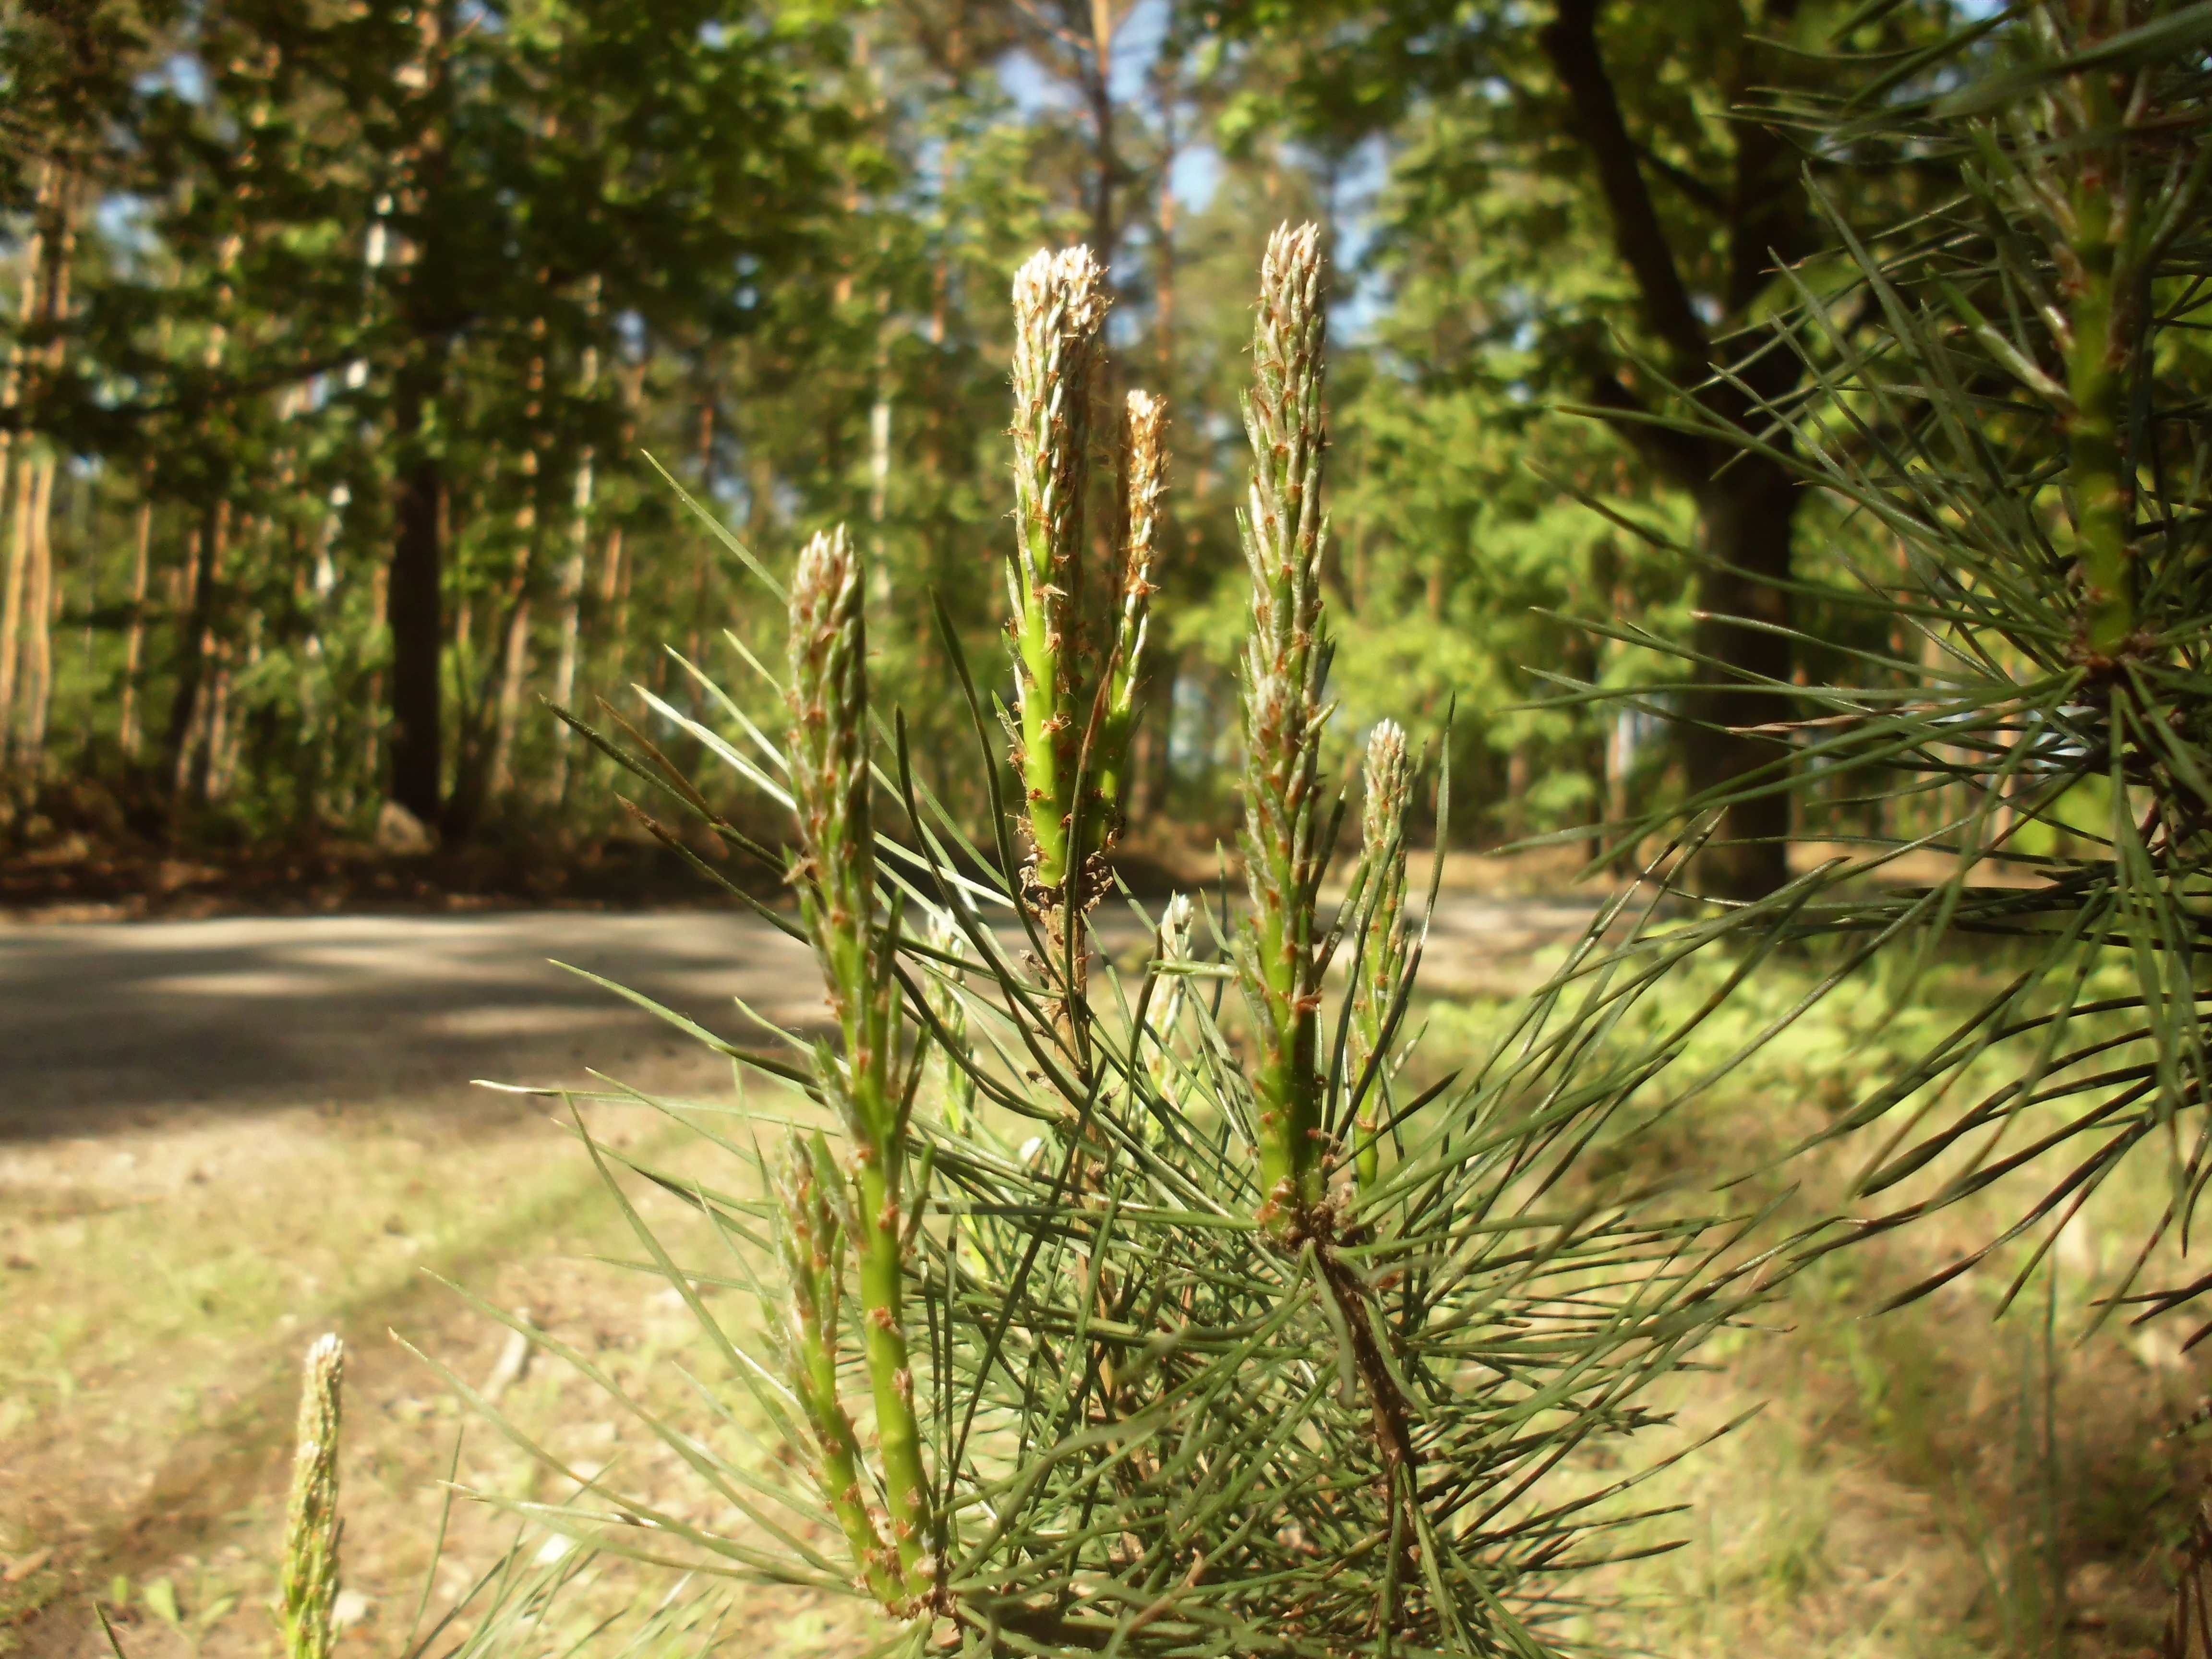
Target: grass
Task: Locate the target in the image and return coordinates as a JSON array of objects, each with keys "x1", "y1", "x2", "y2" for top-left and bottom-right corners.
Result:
[
  {"x1": 7, "y1": 916, "x2": 2212, "y2": 1659},
  {"x1": 0, "y1": 1051, "x2": 880, "y2": 1659},
  {"x1": 1418, "y1": 935, "x2": 2212, "y2": 1658}
]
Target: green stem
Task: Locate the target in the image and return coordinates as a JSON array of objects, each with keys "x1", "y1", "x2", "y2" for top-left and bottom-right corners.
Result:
[
  {"x1": 856, "y1": 1164, "x2": 931, "y2": 1592},
  {"x1": 1238, "y1": 223, "x2": 1331, "y2": 1230},
  {"x1": 1251, "y1": 833, "x2": 1323, "y2": 1219},
  {"x1": 1016, "y1": 599, "x2": 1074, "y2": 890},
  {"x1": 796, "y1": 1308, "x2": 898, "y2": 1601},
  {"x1": 784, "y1": 527, "x2": 933, "y2": 1611}
]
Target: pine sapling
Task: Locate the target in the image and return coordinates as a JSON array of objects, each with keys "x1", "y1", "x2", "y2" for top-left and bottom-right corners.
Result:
[{"x1": 533, "y1": 216, "x2": 1768, "y2": 1659}]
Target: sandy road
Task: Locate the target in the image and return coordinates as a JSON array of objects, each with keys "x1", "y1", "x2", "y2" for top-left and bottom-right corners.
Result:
[
  {"x1": 0, "y1": 910, "x2": 822, "y2": 1139},
  {"x1": 0, "y1": 895, "x2": 1600, "y2": 1139}
]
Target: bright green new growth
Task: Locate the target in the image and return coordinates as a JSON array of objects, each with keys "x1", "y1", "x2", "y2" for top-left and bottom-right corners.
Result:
[
  {"x1": 277, "y1": 1334, "x2": 343, "y2": 1659},
  {"x1": 781, "y1": 524, "x2": 931, "y2": 1604},
  {"x1": 1351, "y1": 720, "x2": 1411, "y2": 1193},
  {"x1": 1005, "y1": 246, "x2": 1110, "y2": 910},
  {"x1": 1237, "y1": 222, "x2": 1334, "y2": 1231},
  {"x1": 1096, "y1": 388, "x2": 1167, "y2": 820},
  {"x1": 1003, "y1": 252, "x2": 1166, "y2": 979},
  {"x1": 768, "y1": 1130, "x2": 897, "y2": 1601}
]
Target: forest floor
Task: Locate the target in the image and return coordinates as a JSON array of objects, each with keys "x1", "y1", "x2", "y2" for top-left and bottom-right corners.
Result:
[{"x1": 1, "y1": 897, "x2": 2206, "y2": 1659}]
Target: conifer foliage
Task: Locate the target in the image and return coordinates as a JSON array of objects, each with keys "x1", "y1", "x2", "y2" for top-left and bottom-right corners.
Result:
[
  {"x1": 1579, "y1": 1, "x2": 2212, "y2": 1322},
  {"x1": 511, "y1": 225, "x2": 1768, "y2": 1657}
]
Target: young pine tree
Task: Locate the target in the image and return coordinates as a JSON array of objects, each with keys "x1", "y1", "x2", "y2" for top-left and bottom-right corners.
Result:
[{"x1": 493, "y1": 225, "x2": 1773, "y2": 1656}]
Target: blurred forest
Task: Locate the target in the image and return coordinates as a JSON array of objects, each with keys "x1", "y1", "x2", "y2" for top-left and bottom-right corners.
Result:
[{"x1": 0, "y1": 0, "x2": 1953, "y2": 889}]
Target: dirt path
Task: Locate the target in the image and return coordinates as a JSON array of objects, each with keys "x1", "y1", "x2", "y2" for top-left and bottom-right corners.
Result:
[
  {"x1": 0, "y1": 897, "x2": 1598, "y2": 1135},
  {"x1": 0, "y1": 910, "x2": 830, "y2": 1138}
]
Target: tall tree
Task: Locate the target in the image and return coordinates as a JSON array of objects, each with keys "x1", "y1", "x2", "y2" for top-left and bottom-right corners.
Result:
[
  {"x1": 1220, "y1": 0, "x2": 1943, "y2": 894},
  {"x1": 347, "y1": 0, "x2": 851, "y2": 834}
]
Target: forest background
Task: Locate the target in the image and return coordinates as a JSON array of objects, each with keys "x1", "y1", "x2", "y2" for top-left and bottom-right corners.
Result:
[
  {"x1": 18, "y1": 4, "x2": 2212, "y2": 1657},
  {"x1": 0, "y1": 0, "x2": 1922, "y2": 894}
]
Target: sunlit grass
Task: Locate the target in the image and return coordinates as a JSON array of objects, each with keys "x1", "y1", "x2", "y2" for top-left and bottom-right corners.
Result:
[{"x1": 1417, "y1": 930, "x2": 2212, "y2": 1657}]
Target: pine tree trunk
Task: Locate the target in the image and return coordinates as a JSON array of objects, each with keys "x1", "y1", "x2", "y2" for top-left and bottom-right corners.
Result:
[
  {"x1": 388, "y1": 361, "x2": 445, "y2": 830},
  {"x1": 1085, "y1": 0, "x2": 1120, "y2": 263},
  {"x1": 547, "y1": 297, "x2": 601, "y2": 805},
  {"x1": 0, "y1": 453, "x2": 34, "y2": 761},
  {"x1": 355, "y1": 564, "x2": 388, "y2": 820},
  {"x1": 19, "y1": 450, "x2": 56, "y2": 761},
  {"x1": 384, "y1": 0, "x2": 452, "y2": 834},
  {"x1": 120, "y1": 489, "x2": 153, "y2": 760},
  {"x1": 486, "y1": 597, "x2": 530, "y2": 800},
  {"x1": 597, "y1": 525, "x2": 626, "y2": 693},
  {"x1": 868, "y1": 320, "x2": 892, "y2": 560},
  {"x1": 201, "y1": 662, "x2": 232, "y2": 800},
  {"x1": 547, "y1": 447, "x2": 592, "y2": 805},
  {"x1": 1682, "y1": 453, "x2": 1798, "y2": 900},
  {"x1": 0, "y1": 162, "x2": 55, "y2": 764},
  {"x1": 165, "y1": 500, "x2": 226, "y2": 801}
]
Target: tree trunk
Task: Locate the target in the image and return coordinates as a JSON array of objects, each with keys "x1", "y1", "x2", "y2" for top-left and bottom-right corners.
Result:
[
  {"x1": 1085, "y1": 0, "x2": 1120, "y2": 263},
  {"x1": 164, "y1": 501, "x2": 225, "y2": 801},
  {"x1": 546, "y1": 445, "x2": 593, "y2": 804},
  {"x1": 1682, "y1": 453, "x2": 1799, "y2": 900},
  {"x1": 0, "y1": 161, "x2": 56, "y2": 762},
  {"x1": 388, "y1": 364, "x2": 445, "y2": 829},
  {"x1": 19, "y1": 450, "x2": 56, "y2": 761},
  {"x1": 0, "y1": 452, "x2": 36, "y2": 760},
  {"x1": 20, "y1": 456, "x2": 54, "y2": 765},
  {"x1": 486, "y1": 597, "x2": 531, "y2": 800},
  {"x1": 384, "y1": 0, "x2": 452, "y2": 833},
  {"x1": 1540, "y1": 0, "x2": 1815, "y2": 901},
  {"x1": 120, "y1": 488, "x2": 154, "y2": 760},
  {"x1": 547, "y1": 284, "x2": 601, "y2": 805},
  {"x1": 597, "y1": 526, "x2": 627, "y2": 693},
  {"x1": 356, "y1": 563, "x2": 388, "y2": 820}
]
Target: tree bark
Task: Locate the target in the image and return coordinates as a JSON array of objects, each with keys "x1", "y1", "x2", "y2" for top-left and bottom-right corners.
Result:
[
  {"x1": 1085, "y1": 0, "x2": 1121, "y2": 263},
  {"x1": 1541, "y1": 0, "x2": 1808, "y2": 900},
  {"x1": 485, "y1": 596, "x2": 530, "y2": 801},
  {"x1": 1684, "y1": 456, "x2": 1797, "y2": 897},
  {"x1": 120, "y1": 489, "x2": 153, "y2": 759},
  {"x1": 388, "y1": 362, "x2": 445, "y2": 829},
  {"x1": 384, "y1": 0, "x2": 453, "y2": 833},
  {"x1": 0, "y1": 160, "x2": 67, "y2": 767},
  {"x1": 164, "y1": 500, "x2": 225, "y2": 801},
  {"x1": 547, "y1": 279, "x2": 601, "y2": 804},
  {"x1": 19, "y1": 451, "x2": 56, "y2": 761}
]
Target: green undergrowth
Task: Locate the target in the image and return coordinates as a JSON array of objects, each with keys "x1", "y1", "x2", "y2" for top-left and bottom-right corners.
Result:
[{"x1": 1410, "y1": 930, "x2": 2212, "y2": 1657}]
